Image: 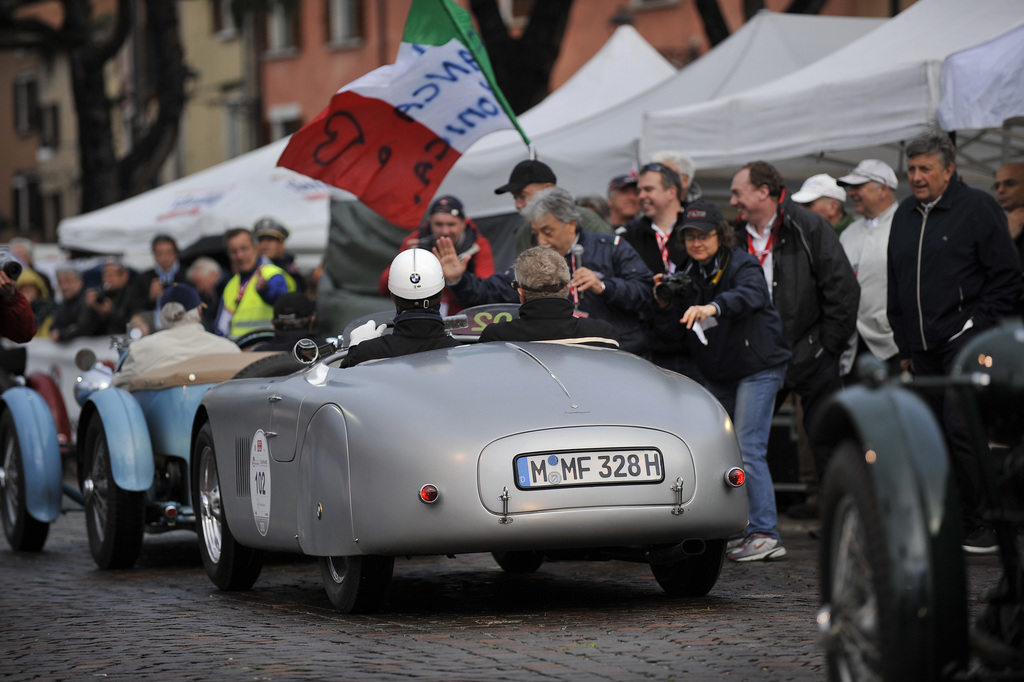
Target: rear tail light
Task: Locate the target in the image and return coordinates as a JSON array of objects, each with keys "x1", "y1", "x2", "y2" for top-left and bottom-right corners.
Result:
[
  {"x1": 726, "y1": 467, "x2": 745, "y2": 487},
  {"x1": 419, "y1": 484, "x2": 439, "y2": 504}
]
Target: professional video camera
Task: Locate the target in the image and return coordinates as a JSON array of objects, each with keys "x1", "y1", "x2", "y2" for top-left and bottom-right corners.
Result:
[{"x1": 655, "y1": 272, "x2": 694, "y2": 305}]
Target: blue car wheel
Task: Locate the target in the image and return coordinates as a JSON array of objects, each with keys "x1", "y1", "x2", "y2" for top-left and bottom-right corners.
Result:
[
  {"x1": 0, "y1": 411, "x2": 49, "y2": 552},
  {"x1": 83, "y1": 417, "x2": 145, "y2": 569}
]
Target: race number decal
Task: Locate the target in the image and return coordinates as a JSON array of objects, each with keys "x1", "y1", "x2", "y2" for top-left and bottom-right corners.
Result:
[{"x1": 250, "y1": 430, "x2": 272, "y2": 536}]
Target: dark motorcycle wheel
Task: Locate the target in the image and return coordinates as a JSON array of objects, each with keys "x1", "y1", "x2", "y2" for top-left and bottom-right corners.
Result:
[
  {"x1": 491, "y1": 550, "x2": 545, "y2": 573},
  {"x1": 320, "y1": 554, "x2": 394, "y2": 613},
  {"x1": 0, "y1": 411, "x2": 49, "y2": 551},
  {"x1": 192, "y1": 422, "x2": 263, "y2": 591},
  {"x1": 83, "y1": 417, "x2": 145, "y2": 569},
  {"x1": 650, "y1": 540, "x2": 726, "y2": 597}
]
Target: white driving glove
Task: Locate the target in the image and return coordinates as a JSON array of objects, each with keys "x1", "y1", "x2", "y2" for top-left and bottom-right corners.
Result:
[{"x1": 349, "y1": 320, "x2": 386, "y2": 347}]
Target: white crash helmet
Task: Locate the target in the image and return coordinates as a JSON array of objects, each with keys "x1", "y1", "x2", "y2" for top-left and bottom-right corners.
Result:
[{"x1": 387, "y1": 248, "x2": 445, "y2": 300}]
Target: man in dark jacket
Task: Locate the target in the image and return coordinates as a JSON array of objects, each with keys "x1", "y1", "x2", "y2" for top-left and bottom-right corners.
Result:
[
  {"x1": 623, "y1": 162, "x2": 699, "y2": 378},
  {"x1": 480, "y1": 246, "x2": 618, "y2": 349},
  {"x1": 730, "y1": 160, "x2": 860, "y2": 474},
  {"x1": 888, "y1": 131, "x2": 1021, "y2": 553},
  {"x1": 437, "y1": 187, "x2": 654, "y2": 355},
  {"x1": 341, "y1": 249, "x2": 458, "y2": 368}
]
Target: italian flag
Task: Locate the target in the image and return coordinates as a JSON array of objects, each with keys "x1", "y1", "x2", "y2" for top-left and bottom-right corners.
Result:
[{"x1": 277, "y1": 0, "x2": 527, "y2": 228}]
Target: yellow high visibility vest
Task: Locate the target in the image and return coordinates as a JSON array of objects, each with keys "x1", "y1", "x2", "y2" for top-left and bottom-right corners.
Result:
[{"x1": 221, "y1": 263, "x2": 296, "y2": 338}]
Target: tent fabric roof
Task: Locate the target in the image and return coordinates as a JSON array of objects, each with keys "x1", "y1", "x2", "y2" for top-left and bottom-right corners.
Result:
[
  {"x1": 938, "y1": 21, "x2": 1024, "y2": 131},
  {"x1": 439, "y1": 10, "x2": 884, "y2": 219},
  {"x1": 641, "y1": 0, "x2": 1024, "y2": 170}
]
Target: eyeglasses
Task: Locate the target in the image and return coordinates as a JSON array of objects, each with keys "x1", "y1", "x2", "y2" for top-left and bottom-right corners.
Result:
[
  {"x1": 640, "y1": 162, "x2": 668, "y2": 174},
  {"x1": 683, "y1": 231, "x2": 716, "y2": 243},
  {"x1": 993, "y1": 178, "x2": 1019, "y2": 191}
]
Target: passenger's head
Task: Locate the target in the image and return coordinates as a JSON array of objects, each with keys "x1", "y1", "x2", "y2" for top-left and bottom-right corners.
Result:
[
  {"x1": 224, "y1": 227, "x2": 259, "y2": 273},
  {"x1": 150, "y1": 234, "x2": 179, "y2": 270},
  {"x1": 514, "y1": 246, "x2": 571, "y2": 302},
  {"x1": 994, "y1": 162, "x2": 1024, "y2": 212},
  {"x1": 837, "y1": 159, "x2": 899, "y2": 220},
  {"x1": 426, "y1": 195, "x2": 467, "y2": 243},
  {"x1": 272, "y1": 292, "x2": 315, "y2": 332},
  {"x1": 905, "y1": 130, "x2": 956, "y2": 204},
  {"x1": 606, "y1": 173, "x2": 639, "y2": 223},
  {"x1": 522, "y1": 187, "x2": 580, "y2": 256},
  {"x1": 495, "y1": 159, "x2": 557, "y2": 211},
  {"x1": 387, "y1": 248, "x2": 445, "y2": 313},
  {"x1": 157, "y1": 284, "x2": 203, "y2": 328}
]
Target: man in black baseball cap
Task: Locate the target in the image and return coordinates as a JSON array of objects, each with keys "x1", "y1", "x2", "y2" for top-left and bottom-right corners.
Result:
[
  {"x1": 495, "y1": 159, "x2": 613, "y2": 261},
  {"x1": 249, "y1": 292, "x2": 325, "y2": 352}
]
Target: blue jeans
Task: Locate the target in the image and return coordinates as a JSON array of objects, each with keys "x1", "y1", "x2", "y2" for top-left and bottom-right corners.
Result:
[{"x1": 706, "y1": 363, "x2": 788, "y2": 540}]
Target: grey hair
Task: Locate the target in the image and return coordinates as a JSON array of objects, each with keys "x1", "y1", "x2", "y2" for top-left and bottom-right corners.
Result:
[
  {"x1": 160, "y1": 303, "x2": 202, "y2": 329},
  {"x1": 55, "y1": 266, "x2": 82, "y2": 280},
  {"x1": 514, "y1": 246, "x2": 570, "y2": 300},
  {"x1": 522, "y1": 186, "x2": 580, "y2": 226},
  {"x1": 187, "y1": 256, "x2": 222, "y2": 280},
  {"x1": 651, "y1": 150, "x2": 696, "y2": 181},
  {"x1": 905, "y1": 129, "x2": 956, "y2": 169},
  {"x1": 8, "y1": 237, "x2": 33, "y2": 256}
]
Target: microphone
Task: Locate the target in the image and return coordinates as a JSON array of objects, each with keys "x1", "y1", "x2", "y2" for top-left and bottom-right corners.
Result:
[{"x1": 569, "y1": 244, "x2": 584, "y2": 302}]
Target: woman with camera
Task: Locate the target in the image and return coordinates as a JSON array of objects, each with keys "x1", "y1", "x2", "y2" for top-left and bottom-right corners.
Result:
[{"x1": 654, "y1": 201, "x2": 791, "y2": 562}]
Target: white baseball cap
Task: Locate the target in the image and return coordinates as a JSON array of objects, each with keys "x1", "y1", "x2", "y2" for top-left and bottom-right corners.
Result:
[
  {"x1": 837, "y1": 159, "x2": 898, "y2": 190},
  {"x1": 791, "y1": 174, "x2": 847, "y2": 204}
]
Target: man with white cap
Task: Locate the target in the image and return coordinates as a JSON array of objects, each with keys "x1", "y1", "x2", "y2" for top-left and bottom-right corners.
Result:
[
  {"x1": 113, "y1": 284, "x2": 241, "y2": 388},
  {"x1": 791, "y1": 174, "x2": 852, "y2": 235},
  {"x1": 835, "y1": 159, "x2": 901, "y2": 374}
]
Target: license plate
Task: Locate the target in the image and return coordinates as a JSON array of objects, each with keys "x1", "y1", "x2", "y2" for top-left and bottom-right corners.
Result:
[{"x1": 514, "y1": 449, "x2": 664, "y2": 489}]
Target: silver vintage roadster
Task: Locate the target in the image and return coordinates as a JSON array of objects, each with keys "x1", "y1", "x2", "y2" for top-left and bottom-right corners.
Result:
[{"x1": 191, "y1": 309, "x2": 748, "y2": 612}]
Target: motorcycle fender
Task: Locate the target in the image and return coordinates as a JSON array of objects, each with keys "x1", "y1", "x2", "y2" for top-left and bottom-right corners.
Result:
[
  {"x1": 1, "y1": 387, "x2": 62, "y2": 523},
  {"x1": 81, "y1": 388, "x2": 154, "y2": 492}
]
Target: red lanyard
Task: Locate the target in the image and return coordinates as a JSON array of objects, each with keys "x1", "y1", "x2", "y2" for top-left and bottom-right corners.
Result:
[
  {"x1": 748, "y1": 228, "x2": 776, "y2": 266},
  {"x1": 654, "y1": 229, "x2": 671, "y2": 271},
  {"x1": 569, "y1": 252, "x2": 580, "y2": 306}
]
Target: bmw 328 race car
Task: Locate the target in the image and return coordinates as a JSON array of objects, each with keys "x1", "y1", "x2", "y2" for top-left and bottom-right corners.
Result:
[{"x1": 191, "y1": 309, "x2": 749, "y2": 613}]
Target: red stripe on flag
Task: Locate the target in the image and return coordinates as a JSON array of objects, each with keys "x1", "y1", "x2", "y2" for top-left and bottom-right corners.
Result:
[{"x1": 278, "y1": 91, "x2": 460, "y2": 229}]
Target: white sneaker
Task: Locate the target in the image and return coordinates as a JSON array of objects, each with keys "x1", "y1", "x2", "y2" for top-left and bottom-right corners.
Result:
[{"x1": 727, "y1": 533, "x2": 787, "y2": 562}]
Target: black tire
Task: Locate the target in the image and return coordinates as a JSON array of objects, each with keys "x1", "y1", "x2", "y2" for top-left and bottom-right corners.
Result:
[
  {"x1": 650, "y1": 540, "x2": 726, "y2": 597},
  {"x1": 818, "y1": 439, "x2": 972, "y2": 682},
  {"x1": 233, "y1": 329, "x2": 277, "y2": 351},
  {"x1": 491, "y1": 550, "x2": 545, "y2": 573},
  {"x1": 231, "y1": 353, "x2": 304, "y2": 380},
  {"x1": 0, "y1": 411, "x2": 49, "y2": 552},
  {"x1": 192, "y1": 422, "x2": 263, "y2": 591},
  {"x1": 83, "y1": 417, "x2": 145, "y2": 569},
  {"x1": 319, "y1": 555, "x2": 394, "y2": 613}
]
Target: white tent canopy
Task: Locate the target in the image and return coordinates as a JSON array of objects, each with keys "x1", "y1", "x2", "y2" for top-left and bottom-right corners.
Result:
[
  {"x1": 55, "y1": 25, "x2": 675, "y2": 268},
  {"x1": 57, "y1": 138, "x2": 338, "y2": 269},
  {"x1": 937, "y1": 21, "x2": 1024, "y2": 132},
  {"x1": 641, "y1": 0, "x2": 1024, "y2": 173},
  {"x1": 440, "y1": 10, "x2": 885, "y2": 219}
]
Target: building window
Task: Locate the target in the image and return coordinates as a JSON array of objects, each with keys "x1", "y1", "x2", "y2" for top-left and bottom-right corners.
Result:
[
  {"x1": 14, "y1": 72, "x2": 39, "y2": 137},
  {"x1": 43, "y1": 192, "x2": 63, "y2": 242},
  {"x1": 40, "y1": 104, "x2": 60, "y2": 150},
  {"x1": 212, "y1": 0, "x2": 237, "y2": 38},
  {"x1": 266, "y1": 1, "x2": 302, "y2": 54},
  {"x1": 267, "y1": 103, "x2": 302, "y2": 141},
  {"x1": 11, "y1": 173, "x2": 42, "y2": 235},
  {"x1": 326, "y1": 0, "x2": 363, "y2": 47}
]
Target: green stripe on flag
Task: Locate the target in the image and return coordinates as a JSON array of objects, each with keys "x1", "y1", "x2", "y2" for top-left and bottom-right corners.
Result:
[{"x1": 403, "y1": 0, "x2": 530, "y2": 147}]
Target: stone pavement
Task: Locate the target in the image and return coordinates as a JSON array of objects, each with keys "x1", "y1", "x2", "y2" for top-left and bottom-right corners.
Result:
[{"x1": 0, "y1": 509, "x2": 1005, "y2": 681}]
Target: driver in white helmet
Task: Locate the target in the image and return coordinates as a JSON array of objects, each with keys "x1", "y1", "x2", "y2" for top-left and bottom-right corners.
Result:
[{"x1": 340, "y1": 249, "x2": 459, "y2": 368}]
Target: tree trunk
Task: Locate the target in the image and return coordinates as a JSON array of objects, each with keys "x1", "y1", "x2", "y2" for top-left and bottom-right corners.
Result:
[{"x1": 469, "y1": 0, "x2": 574, "y2": 115}]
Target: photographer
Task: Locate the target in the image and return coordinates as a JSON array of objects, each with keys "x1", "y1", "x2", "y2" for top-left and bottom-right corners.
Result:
[
  {"x1": 654, "y1": 201, "x2": 791, "y2": 563},
  {"x1": 0, "y1": 267, "x2": 37, "y2": 344}
]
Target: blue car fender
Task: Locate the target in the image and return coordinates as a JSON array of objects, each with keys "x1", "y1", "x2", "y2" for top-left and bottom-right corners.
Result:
[
  {"x1": 80, "y1": 388, "x2": 154, "y2": 492},
  {"x1": 1, "y1": 387, "x2": 62, "y2": 523}
]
